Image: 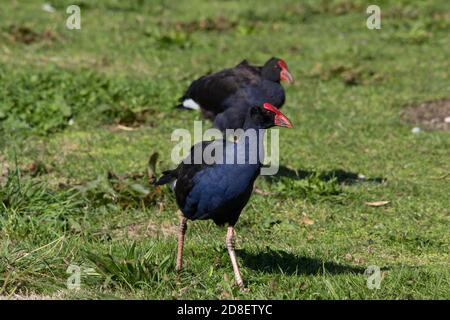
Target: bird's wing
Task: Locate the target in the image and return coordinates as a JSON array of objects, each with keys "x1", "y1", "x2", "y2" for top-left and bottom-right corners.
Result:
[
  {"x1": 173, "y1": 140, "x2": 222, "y2": 212},
  {"x1": 180, "y1": 66, "x2": 262, "y2": 113},
  {"x1": 175, "y1": 139, "x2": 261, "y2": 221},
  {"x1": 236, "y1": 59, "x2": 250, "y2": 67},
  {"x1": 155, "y1": 140, "x2": 214, "y2": 187},
  {"x1": 236, "y1": 59, "x2": 262, "y2": 74}
]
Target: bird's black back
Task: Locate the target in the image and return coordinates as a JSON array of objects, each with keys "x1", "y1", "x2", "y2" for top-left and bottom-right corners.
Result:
[
  {"x1": 177, "y1": 59, "x2": 287, "y2": 131},
  {"x1": 180, "y1": 60, "x2": 261, "y2": 115}
]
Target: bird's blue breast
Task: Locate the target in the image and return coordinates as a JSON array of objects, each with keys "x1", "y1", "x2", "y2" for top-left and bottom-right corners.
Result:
[
  {"x1": 182, "y1": 163, "x2": 259, "y2": 220},
  {"x1": 181, "y1": 140, "x2": 262, "y2": 220}
]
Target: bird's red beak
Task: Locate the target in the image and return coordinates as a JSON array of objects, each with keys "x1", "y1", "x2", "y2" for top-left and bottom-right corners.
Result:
[
  {"x1": 278, "y1": 60, "x2": 295, "y2": 84},
  {"x1": 263, "y1": 103, "x2": 293, "y2": 128}
]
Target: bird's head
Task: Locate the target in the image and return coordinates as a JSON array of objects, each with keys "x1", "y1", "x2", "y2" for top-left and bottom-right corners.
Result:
[
  {"x1": 261, "y1": 57, "x2": 294, "y2": 84},
  {"x1": 247, "y1": 103, "x2": 293, "y2": 129}
]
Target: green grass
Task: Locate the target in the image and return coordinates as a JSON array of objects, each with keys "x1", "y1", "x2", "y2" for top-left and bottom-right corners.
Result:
[{"x1": 0, "y1": 0, "x2": 449, "y2": 299}]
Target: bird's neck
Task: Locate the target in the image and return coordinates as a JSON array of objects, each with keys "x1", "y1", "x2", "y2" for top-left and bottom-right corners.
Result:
[
  {"x1": 235, "y1": 128, "x2": 266, "y2": 165},
  {"x1": 261, "y1": 68, "x2": 280, "y2": 83}
]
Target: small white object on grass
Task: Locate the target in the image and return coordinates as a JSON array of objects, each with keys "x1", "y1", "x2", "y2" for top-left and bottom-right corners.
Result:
[
  {"x1": 365, "y1": 200, "x2": 390, "y2": 207},
  {"x1": 444, "y1": 116, "x2": 450, "y2": 123},
  {"x1": 42, "y1": 3, "x2": 55, "y2": 13},
  {"x1": 411, "y1": 127, "x2": 421, "y2": 133}
]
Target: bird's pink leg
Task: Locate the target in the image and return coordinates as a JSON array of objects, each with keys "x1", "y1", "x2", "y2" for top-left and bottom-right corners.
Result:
[
  {"x1": 226, "y1": 225, "x2": 245, "y2": 289},
  {"x1": 176, "y1": 216, "x2": 188, "y2": 273}
]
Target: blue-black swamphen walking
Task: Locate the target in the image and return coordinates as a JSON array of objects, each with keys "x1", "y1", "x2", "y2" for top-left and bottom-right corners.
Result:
[
  {"x1": 156, "y1": 102, "x2": 293, "y2": 289},
  {"x1": 176, "y1": 57, "x2": 294, "y2": 131}
]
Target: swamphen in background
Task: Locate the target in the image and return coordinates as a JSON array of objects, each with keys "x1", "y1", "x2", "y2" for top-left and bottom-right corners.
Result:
[
  {"x1": 156, "y1": 103, "x2": 293, "y2": 289},
  {"x1": 176, "y1": 57, "x2": 294, "y2": 131}
]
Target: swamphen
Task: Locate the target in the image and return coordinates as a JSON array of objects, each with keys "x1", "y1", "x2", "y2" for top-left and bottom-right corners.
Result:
[
  {"x1": 176, "y1": 57, "x2": 294, "y2": 131},
  {"x1": 156, "y1": 103, "x2": 293, "y2": 289}
]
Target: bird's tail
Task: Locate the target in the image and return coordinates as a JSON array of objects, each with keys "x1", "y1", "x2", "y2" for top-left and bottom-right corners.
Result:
[
  {"x1": 155, "y1": 169, "x2": 177, "y2": 186},
  {"x1": 174, "y1": 98, "x2": 200, "y2": 110}
]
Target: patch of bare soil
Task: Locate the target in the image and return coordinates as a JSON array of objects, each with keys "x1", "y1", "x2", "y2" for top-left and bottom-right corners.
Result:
[
  {"x1": 0, "y1": 155, "x2": 9, "y2": 186},
  {"x1": 171, "y1": 16, "x2": 238, "y2": 32},
  {"x1": 401, "y1": 97, "x2": 450, "y2": 131},
  {"x1": 6, "y1": 25, "x2": 58, "y2": 45},
  {"x1": 309, "y1": 63, "x2": 385, "y2": 86}
]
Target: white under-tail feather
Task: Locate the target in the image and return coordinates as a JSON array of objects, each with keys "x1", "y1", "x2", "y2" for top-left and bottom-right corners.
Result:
[{"x1": 182, "y1": 99, "x2": 200, "y2": 110}]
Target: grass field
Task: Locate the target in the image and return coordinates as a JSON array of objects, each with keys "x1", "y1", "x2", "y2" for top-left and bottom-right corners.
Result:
[{"x1": 0, "y1": 0, "x2": 449, "y2": 299}]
